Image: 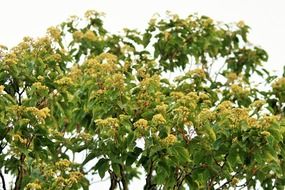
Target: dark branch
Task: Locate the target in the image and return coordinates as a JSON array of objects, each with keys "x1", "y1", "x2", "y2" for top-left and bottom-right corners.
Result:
[{"x1": 0, "y1": 170, "x2": 6, "y2": 190}]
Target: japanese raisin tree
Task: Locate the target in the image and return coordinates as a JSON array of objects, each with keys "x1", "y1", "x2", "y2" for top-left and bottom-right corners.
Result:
[{"x1": 0, "y1": 10, "x2": 285, "y2": 190}]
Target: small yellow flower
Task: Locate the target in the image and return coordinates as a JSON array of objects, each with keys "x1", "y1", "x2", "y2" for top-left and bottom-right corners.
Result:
[
  {"x1": 162, "y1": 134, "x2": 177, "y2": 145},
  {"x1": 84, "y1": 30, "x2": 97, "y2": 41},
  {"x1": 55, "y1": 159, "x2": 71, "y2": 168},
  {"x1": 251, "y1": 100, "x2": 266, "y2": 109},
  {"x1": 73, "y1": 31, "x2": 84, "y2": 41},
  {"x1": 32, "y1": 82, "x2": 48, "y2": 91},
  {"x1": 230, "y1": 84, "x2": 249, "y2": 96},
  {"x1": 0, "y1": 85, "x2": 4, "y2": 94},
  {"x1": 134, "y1": 119, "x2": 148, "y2": 129},
  {"x1": 188, "y1": 68, "x2": 206, "y2": 79},
  {"x1": 261, "y1": 131, "x2": 271, "y2": 137},
  {"x1": 152, "y1": 114, "x2": 166, "y2": 125},
  {"x1": 47, "y1": 26, "x2": 61, "y2": 41},
  {"x1": 55, "y1": 77, "x2": 73, "y2": 86},
  {"x1": 155, "y1": 104, "x2": 168, "y2": 114},
  {"x1": 26, "y1": 180, "x2": 42, "y2": 190},
  {"x1": 237, "y1": 20, "x2": 245, "y2": 28},
  {"x1": 226, "y1": 72, "x2": 238, "y2": 82},
  {"x1": 231, "y1": 177, "x2": 239, "y2": 186}
]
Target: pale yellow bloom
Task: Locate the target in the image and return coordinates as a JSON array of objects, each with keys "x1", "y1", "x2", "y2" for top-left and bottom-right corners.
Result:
[
  {"x1": 55, "y1": 159, "x2": 71, "y2": 168},
  {"x1": 84, "y1": 30, "x2": 97, "y2": 41},
  {"x1": 55, "y1": 77, "x2": 73, "y2": 86},
  {"x1": 261, "y1": 131, "x2": 271, "y2": 137},
  {"x1": 230, "y1": 84, "x2": 250, "y2": 96},
  {"x1": 32, "y1": 82, "x2": 48, "y2": 91},
  {"x1": 47, "y1": 26, "x2": 61, "y2": 41},
  {"x1": 188, "y1": 68, "x2": 206, "y2": 79},
  {"x1": 0, "y1": 85, "x2": 4, "y2": 93},
  {"x1": 26, "y1": 180, "x2": 42, "y2": 190},
  {"x1": 226, "y1": 72, "x2": 238, "y2": 82},
  {"x1": 95, "y1": 117, "x2": 119, "y2": 128},
  {"x1": 162, "y1": 134, "x2": 177, "y2": 145},
  {"x1": 237, "y1": 20, "x2": 245, "y2": 28},
  {"x1": 152, "y1": 114, "x2": 166, "y2": 125},
  {"x1": 73, "y1": 31, "x2": 84, "y2": 41},
  {"x1": 272, "y1": 77, "x2": 285, "y2": 90},
  {"x1": 134, "y1": 119, "x2": 148, "y2": 129},
  {"x1": 155, "y1": 104, "x2": 168, "y2": 114}
]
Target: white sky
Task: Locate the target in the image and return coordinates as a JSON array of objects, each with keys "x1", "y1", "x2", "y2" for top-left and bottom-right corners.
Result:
[{"x1": 1, "y1": 0, "x2": 285, "y2": 189}]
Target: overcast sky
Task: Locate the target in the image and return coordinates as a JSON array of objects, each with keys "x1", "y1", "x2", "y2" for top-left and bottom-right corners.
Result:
[{"x1": 1, "y1": 0, "x2": 285, "y2": 188}]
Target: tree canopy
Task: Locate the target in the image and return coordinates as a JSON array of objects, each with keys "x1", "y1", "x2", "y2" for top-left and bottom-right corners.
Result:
[{"x1": 0, "y1": 10, "x2": 285, "y2": 190}]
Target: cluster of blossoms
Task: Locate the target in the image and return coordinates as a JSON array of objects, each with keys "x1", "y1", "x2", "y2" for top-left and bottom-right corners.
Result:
[
  {"x1": 152, "y1": 114, "x2": 166, "y2": 125},
  {"x1": 32, "y1": 82, "x2": 49, "y2": 91},
  {"x1": 197, "y1": 108, "x2": 216, "y2": 125},
  {"x1": 272, "y1": 77, "x2": 285, "y2": 90},
  {"x1": 134, "y1": 119, "x2": 148, "y2": 129},
  {"x1": 95, "y1": 117, "x2": 120, "y2": 128},
  {"x1": 55, "y1": 159, "x2": 71, "y2": 169},
  {"x1": 47, "y1": 26, "x2": 62, "y2": 41},
  {"x1": 162, "y1": 134, "x2": 177, "y2": 145},
  {"x1": 226, "y1": 72, "x2": 238, "y2": 83},
  {"x1": 55, "y1": 76, "x2": 73, "y2": 86},
  {"x1": 0, "y1": 85, "x2": 4, "y2": 93},
  {"x1": 187, "y1": 68, "x2": 206, "y2": 79},
  {"x1": 13, "y1": 134, "x2": 28, "y2": 144},
  {"x1": 26, "y1": 107, "x2": 51, "y2": 121},
  {"x1": 230, "y1": 84, "x2": 250, "y2": 97},
  {"x1": 26, "y1": 180, "x2": 42, "y2": 190}
]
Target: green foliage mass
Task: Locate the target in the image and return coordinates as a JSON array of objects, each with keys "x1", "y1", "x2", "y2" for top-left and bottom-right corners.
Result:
[{"x1": 1, "y1": 10, "x2": 285, "y2": 190}]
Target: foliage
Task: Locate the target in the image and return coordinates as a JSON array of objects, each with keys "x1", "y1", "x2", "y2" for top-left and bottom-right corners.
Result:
[{"x1": 0, "y1": 10, "x2": 285, "y2": 190}]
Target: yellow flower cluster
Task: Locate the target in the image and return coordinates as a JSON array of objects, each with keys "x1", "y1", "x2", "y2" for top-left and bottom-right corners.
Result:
[
  {"x1": 84, "y1": 30, "x2": 97, "y2": 41},
  {"x1": 152, "y1": 114, "x2": 166, "y2": 125},
  {"x1": 155, "y1": 104, "x2": 168, "y2": 115},
  {"x1": 259, "y1": 115, "x2": 280, "y2": 128},
  {"x1": 197, "y1": 108, "x2": 215, "y2": 124},
  {"x1": 134, "y1": 119, "x2": 148, "y2": 129},
  {"x1": 26, "y1": 180, "x2": 42, "y2": 190},
  {"x1": 4, "y1": 53, "x2": 18, "y2": 66},
  {"x1": 237, "y1": 20, "x2": 245, "y2": 28},
  {"x1": 250, "y1": 100, "x2": 266, "y2": 109},
  {"x1": 170, "y1": 91, "x2": 185, "y2": 99},
  {"x1": 13, "y1": 134, "x2": 27, "y2": 144},
  {"x1": 226, "y1": 72, "x2": 238, "y2": 82},
  {"x1": 261, "y1": 131, "x2": 271, "y2": 137},
  {"x1": 217, "y1": 101, "x2": 232, "y2": 112},
  {"x1": 95, "y1": 117, "x2": 119, "y2": 128},
  {"x1": 84, "y1": 10, "x2": 104, "y2": 19},
  {"x1": 188, "y1": 68, "x2": 206, "y2": 79},
  {"x1": 272, "y1": 77, "x2": 285, "y2": 90},
  {"x1": 55, "y1": 77, "x2": 73, "y2": 86},
  {"x1": 46, "y1": 53, "x2": 62, "y2": 63},
  {"x1": 0, "y1": 85, "x2": 4, "y2": 94},
  {"x1": 176, "y1": 92, "x2": 198, "y2": 110},
  {"x1": 47, "y1": 26, "x2": 61, "y2": 41},
  {"x1": 162, "y1": 134, "x2": 177, "y2": 145},
  {"x1": 73, "y1": 31, "x2": 84, "y2": 42},
  {"x1": 67, "y1": 171, "x2": 83, "y2": 185},
  {"x1": 230, "y1": 84, "x2": 250, "y2": 97},
  {"x1": 173, "y1": 106, "x2": 190, "y2": 124},
  {"x1": 106, "y1": 73, "x2": 125, "y2": 90},
  {"x1": 55, "y1": 159, "x2": 71, "y2": 168},
  {"x1": 32, "y1": 82, "x2": 49, "y2": 91},
  {"x1": 97, "y1": 53, "x2": 118, "y2": 64},
  {"x1": 26, "y1": 107, "x2": 50, "y2": 121}
]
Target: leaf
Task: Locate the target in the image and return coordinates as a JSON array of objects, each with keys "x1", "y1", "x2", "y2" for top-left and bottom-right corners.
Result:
[{"x1": 94, "y1": 158, "x2": 109, "y2": 179}]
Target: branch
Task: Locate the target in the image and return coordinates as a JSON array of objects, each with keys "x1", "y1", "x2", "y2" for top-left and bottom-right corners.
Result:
[
  {"x1": 144, "y1": 160, "x2": 155, "y2": 190},
  {"x1": 0, "y1": 170, "x2": 6, "y2": 190}
]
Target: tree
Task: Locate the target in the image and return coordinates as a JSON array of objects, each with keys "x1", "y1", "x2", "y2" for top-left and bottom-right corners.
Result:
[{"x1": 0, "y1": 10, "x2": 285, "y2": 190}]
